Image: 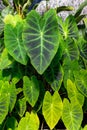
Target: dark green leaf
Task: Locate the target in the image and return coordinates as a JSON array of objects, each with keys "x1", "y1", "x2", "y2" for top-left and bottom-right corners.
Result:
[{"x1": 23, "y1": 9, "x2": 59, "y2": 74}]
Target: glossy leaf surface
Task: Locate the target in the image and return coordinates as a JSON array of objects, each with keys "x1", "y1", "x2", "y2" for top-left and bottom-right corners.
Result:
[{"x1": 23, "y1": 9, "x2": 59, "y2": 74}]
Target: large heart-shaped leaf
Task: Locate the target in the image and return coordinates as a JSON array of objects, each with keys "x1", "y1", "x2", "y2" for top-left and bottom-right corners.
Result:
[
  {"x1": 4, "y1": 15, "x2": 28, "y2": 65},
  {"x1": 67, "y1": 79, "x2": 84, "y2": 106},
  {"x1": 23, "y1": 9, "x2": 59, "y2": 74},
  {"x1": 74, "y1": 69, "x2": 87, "y2": 97},
  {"x1": 0, "y1": 94, "x2": 9, "y2": 124},
  {"x1": 58, "y1": 15, "x2": 78, "y2": 39},
  {"x1": 62, "y1": 98, "x2": 83, "y2": 130},
  {"x1": 18, "y1": 112, "x2": 39, "y2": 130},
  {"x1": 42, "y1": 91, "x2": 63, "y2": 129},
  {"x1": 23, "y1": 76, "x2": 39, "y2": 107}
]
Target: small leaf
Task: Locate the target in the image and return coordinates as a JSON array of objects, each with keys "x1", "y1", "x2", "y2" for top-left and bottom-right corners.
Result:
[
  {"x1": 0, "y1": 81, "x2": 17, "y2": 112},
  {"x1": 67, "y1": 79, "x2": 84, "y2": 106},
  {"x1": 63, "y1": 38, "x2": 79, "y2": 61},
  {"x1": 62, "y1": 98, "x2": 83, "y2": 130},
  {"x1": 18, "y1": 112, "x2": 39, "y2": 130},
  {"x1": 23, "y1": 9, "x2": 59, "y2": 74},
  {"x1": 58, "y1": 15, "x2": 78, "y2": 39},
  {"x1": 17, "y1": 98, "x2": 26, "y2": 117},
  {"x1": 0, "y1": 94, "x2": 9, "y2": 124},
  {"x1": 0, "y1": 48, "x2": 12, "y2": 70},
  {"x1": 42, "y1": 91, "x2": 63, "y2": 129},
  {"x1": 23, "y1": 76, "x2": 39, "y2": 107}
]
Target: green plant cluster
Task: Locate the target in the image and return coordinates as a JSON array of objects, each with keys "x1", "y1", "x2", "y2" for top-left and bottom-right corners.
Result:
[{"x1": 0, "y1": 0, "x2": 87, "y2": 130}]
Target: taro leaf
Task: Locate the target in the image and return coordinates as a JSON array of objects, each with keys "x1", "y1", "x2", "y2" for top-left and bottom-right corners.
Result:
[
  {"x1": 23, "y1": 9, "x2": 59, "y2": 74},
  {"x1": 0, "y1": 94, "x2": 9, "y2": 124},
  {"x1": 18, "y1": 112, "x2": 39, "y2": 130},
  {"x1": 63, "y1": 59, "x2": 79, "y2": 88},
  {"x1": 0, "y1": 81, "x2": 17, "y2": 112},
  {"x1": 44, "y1": 62, "x2": 63, "y2": 91},
  {"x1": 67, "y1": 79, "x2": 84, "y2": 106},
  {"x1": 16, "y1": 98, "x2": 26, "y2": 117},
  {"x1": 4, "y1": 15, "x2": 28, "y2": 65},
  {"x1": 62, "y1": 98, "x2": 83, "y2": 130},
  {"x1": 0, "y1": 48, "x2": 12, "y2": 70},
  {"x1": 5, "y1": 117, "x2": 18, "y2": 130},
  {"x1": 63, "y1": 38, "x2": 79, "y2": 61},
  {"x1": 74, "y1": 69, "x2": 87, "y2": 97},
  {"x1": 34, "y1": 80, "x2": 45, "y2": 112},
  {"x1": 23, "y1": 76, "x2": 39, "y2": 107},
  {"x1": 42, "y1": 91, "x2": 63, "y2": 129},
  {"x1": 58, "y1": 15, "x2": 78, "y2": 39},
  {"x1": 8, "y1": 82, "x2": 17, "y2": 112}
]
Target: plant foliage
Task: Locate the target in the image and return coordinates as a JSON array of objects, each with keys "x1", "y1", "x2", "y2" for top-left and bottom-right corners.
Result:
[{"x1": 0, "y1": 0, "x2": 87, "y2": 129}]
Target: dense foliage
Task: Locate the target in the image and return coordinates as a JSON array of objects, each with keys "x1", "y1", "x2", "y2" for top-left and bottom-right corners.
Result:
[{"x1": 0, "y1": 0, "x2": 87, "y2": 130}]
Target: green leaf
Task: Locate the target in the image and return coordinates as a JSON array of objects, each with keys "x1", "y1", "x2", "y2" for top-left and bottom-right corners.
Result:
[
  {"x1": 58, "y1": 15, "x2": 78, "y2": 39},
  {"x1": 67, "y1": 79, "x2": 84, "y2": 106},
  {"x1": 8, "y1": 82, "x2": 17, "y2": 112},
  {"x1": 74, "y1": 69, "x2": 87, "y2": 97},
  {"x1": 44, "y1": 62, "x2": 63, "y2": 91},
  {"x1": 42, "y1": 91, "x2": 63, "y2": 129},
  {"x1": 0, "y1": 81, "x2": 17, "y2": 112},
  {"x1": 63, "y1": 60, "x2": 79, "y2": 88},
  {"x1": 23, "y1": 9, "x2": 59, "y2": 74},
  {"x1": 4, "y1": 15, "x2": 28, "y2": 65},
  {"x1": 0, "y1": 94, "x2": 9, "y2": 124},
  {"x1": 23, "y1": 76, "x2": 39, "y2": 107},
  {"x1": 18, "y1": 112, "x2": 39, "y2": 130},
  {"x1": 34, "y1": 81, "x2": 45, "y2": 112},
  {"x1": 0, "y1": 48, "x2": 12, "y2": 70},
  {"x1": 63, "y1": 38, "x2": 79, "y2": 61},
  {"x1": 17, "y1": 98, "x2": 26, "y2": 117},
  {"x1": 62, "y1": 98, "x2": 83, "y2": 130}
]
